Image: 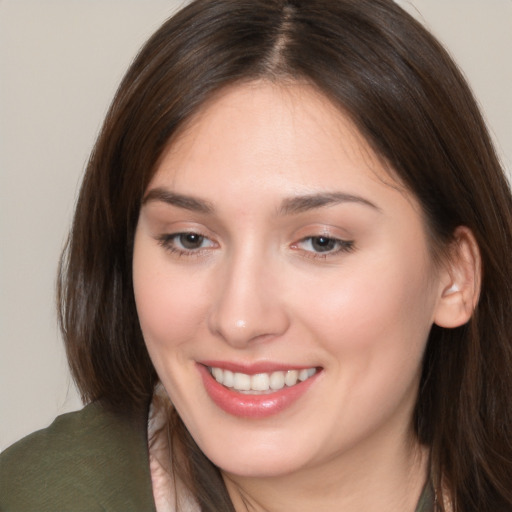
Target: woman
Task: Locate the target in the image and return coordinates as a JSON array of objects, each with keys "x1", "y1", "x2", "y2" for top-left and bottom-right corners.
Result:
[{"x1": 1, "y1": 0, "x2": 511, "y2": 511}]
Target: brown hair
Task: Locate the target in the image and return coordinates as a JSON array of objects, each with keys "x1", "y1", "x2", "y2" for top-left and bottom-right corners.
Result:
[{"x1": 58, "y1": 0, "x2": 512, "y2": 510}]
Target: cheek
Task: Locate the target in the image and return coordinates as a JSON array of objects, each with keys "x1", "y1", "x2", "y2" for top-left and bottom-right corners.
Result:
[
  {"x1": 293, "y1": 247, "x2": 436, "y2": 363},
  {"x1": 132, "y1": 238, "x2": 207, "y2": 355},
  {"x1": 294, "y1": 252, "x2": 435, "y2": 436}
]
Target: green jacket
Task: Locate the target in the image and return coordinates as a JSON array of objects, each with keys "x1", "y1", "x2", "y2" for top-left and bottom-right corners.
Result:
[
  {"x1": 0, "y1": 403, "x2": 434, "y2": 511},
  {"x1": 0, "y1": 402, "x2": 156, "y2": 511}
]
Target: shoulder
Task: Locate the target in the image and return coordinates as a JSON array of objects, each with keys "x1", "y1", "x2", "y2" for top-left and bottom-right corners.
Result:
[{"x1": 0, "y1": 402, "x2": 156, "y2": 512}]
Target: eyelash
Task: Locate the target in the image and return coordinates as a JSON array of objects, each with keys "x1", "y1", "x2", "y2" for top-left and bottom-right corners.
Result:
[
  {"x1": 156, "y1": 233, "x2": 355, "y2": 260},
  {"x1": 157, "y1": 232, "x2": 215, "y2": 257},
  {"x1": 293, "y1": 236, "x2": 355, "y2": 259}
]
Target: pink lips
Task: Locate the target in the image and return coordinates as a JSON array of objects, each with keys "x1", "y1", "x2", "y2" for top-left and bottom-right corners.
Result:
[{"x1": 197, "y1": 362, "x2": 320, "y2": 418}]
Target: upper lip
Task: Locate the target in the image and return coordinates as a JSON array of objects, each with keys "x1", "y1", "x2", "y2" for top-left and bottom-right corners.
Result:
[{"x1": 199, "y1": 360, "x2": 320, "y2": 375}]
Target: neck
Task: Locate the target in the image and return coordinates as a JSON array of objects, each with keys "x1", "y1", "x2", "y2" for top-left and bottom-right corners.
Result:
[{"x1": 222, "y1": 433, "x2": 429, "y2": 512}]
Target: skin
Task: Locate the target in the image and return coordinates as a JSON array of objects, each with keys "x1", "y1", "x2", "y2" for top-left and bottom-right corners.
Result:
[{"x1": 133, "y1": 81, "x2": 458, "y2": 511}]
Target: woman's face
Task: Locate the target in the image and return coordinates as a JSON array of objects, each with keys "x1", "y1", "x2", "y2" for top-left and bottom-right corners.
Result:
[{"x1": 133, "y1": 82, "x2": 444, "y2": 478}]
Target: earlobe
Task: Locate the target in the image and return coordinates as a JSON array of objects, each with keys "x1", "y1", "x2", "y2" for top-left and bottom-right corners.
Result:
[{"x1": 434, "y1": 226, "x2": 481, "y2": 329}]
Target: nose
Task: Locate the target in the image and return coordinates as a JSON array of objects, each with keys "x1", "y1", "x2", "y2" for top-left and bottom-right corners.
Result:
[{"x1": 207, "y1": 249, "x2": 290, "y2": 348}]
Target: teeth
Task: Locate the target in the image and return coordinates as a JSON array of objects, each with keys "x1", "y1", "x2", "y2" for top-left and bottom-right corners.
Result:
[
  {"x1": 284, "y1": 370, "x2": 298, "y2": 387},
  {"x1": 298, "y1": 369, "x2": 309, "y2": 381},
  {"x1": 212, "y1": 367, "x2": 223, "y2": 383},
  {"x1": 270, "y1": 371, "x2": 285, "y2": 390},
  {"x1": 251, "y1": 373, "x2": 270, "y2": 391},
  {"x1": 209, "y1": 366, "x2": 317, "y2": 393},
  {"x1": 234, "y1": 372, "x2": 251, "y2": 391},
  {"x1": 223, "y1": 370, "x2": 234, "y2": 388},
  {"x1": 298, "y1": 368, "x2": 316, "y2": 381}
]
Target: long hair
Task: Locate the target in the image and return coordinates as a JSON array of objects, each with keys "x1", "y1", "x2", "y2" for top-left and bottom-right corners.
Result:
[{"x1": 58, "y1": 1, "x2": 512, "y2": 510}]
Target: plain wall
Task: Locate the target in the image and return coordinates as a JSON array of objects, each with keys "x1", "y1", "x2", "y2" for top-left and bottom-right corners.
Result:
[{"x1": 1, "y1": 0, "x2": 511, "y2": 451}]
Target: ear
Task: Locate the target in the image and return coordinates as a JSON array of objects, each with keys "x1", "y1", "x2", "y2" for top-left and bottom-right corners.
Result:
[{"x1": 433, "y1": 226, "x2": 481, "y2": 328}]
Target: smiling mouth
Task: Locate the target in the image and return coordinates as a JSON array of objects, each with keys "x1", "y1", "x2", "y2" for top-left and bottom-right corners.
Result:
[{"x1": 208, "y1": 366, "x2": 318, "y2": 394}]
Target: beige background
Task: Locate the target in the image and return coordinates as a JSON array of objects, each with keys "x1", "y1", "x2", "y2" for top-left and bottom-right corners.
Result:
[{"x1": 1, "y1": 0, "x2": 511, "y2": 451}]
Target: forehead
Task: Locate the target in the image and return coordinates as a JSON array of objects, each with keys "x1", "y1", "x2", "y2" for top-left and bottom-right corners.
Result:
[{"x1": 149, "y1": 80, "x2": 408, "y2": 209}]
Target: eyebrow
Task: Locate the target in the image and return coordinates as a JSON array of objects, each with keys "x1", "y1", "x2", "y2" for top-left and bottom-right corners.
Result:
[
  {"x1": 278, "y1": 192, "x2": 381, "y2": 215},
  {"x1": 143, "y1": 188, "x2": 214, "y2": 214},
  {"x1": 143, "y1": 188, "x2": 380, "y2": 216}
]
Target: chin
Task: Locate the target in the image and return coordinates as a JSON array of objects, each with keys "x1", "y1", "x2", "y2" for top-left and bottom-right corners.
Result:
[{"x1": 194, "y1": 425, "x2": 320, "y2": 479}]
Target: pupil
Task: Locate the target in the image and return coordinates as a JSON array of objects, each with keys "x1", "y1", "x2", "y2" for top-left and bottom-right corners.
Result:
[
  {"x1": 312, "y1": 236, "x2": 335, "y2": 252},
  {"x1": 180, "y1": 233, "x2": 203, "y2": 249}
]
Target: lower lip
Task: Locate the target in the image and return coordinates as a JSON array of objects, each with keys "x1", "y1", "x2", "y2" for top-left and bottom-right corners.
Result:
[{"x1": 197, "y1": 364, "x2": 319, "y2": 418}]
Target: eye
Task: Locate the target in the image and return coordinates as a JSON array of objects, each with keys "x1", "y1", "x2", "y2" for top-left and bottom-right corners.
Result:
[
  {"x1": 305, "y1": 236, "x2": 337, "y2": 252},
  {"x1": 157, "y1": 232, "x2": 216, "y2": 255},
  {"x1": 294, "y1": 236, "x2": 354, "y2": 258},
  {"x1": 175, "y1": 233, "x2": 208, "y2": 250}
]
